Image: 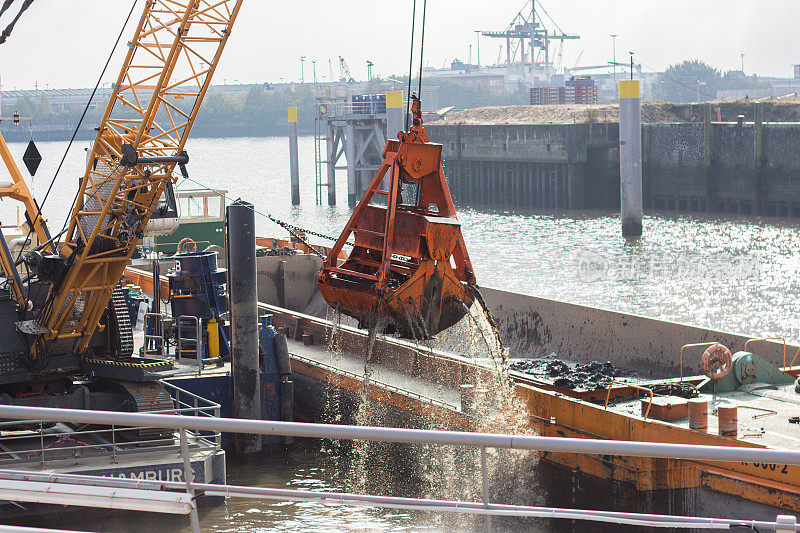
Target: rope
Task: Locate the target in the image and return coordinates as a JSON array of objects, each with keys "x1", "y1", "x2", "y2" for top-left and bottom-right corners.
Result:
[
  {"x1": 405, "y1": 0, "x2": 417, "y2": 131},
  {"x1": 0, "y1": 0, "x2": 15, "y2": 19},
  {"x1": 417, "y1": 0, "x2": 427, "y2": 98},
  {"x1": 178, "y1": 175, "x2": 354, "y2": 256},
  {"x1": 0, "y1": 0, "x2": 30, "y2": 44}
]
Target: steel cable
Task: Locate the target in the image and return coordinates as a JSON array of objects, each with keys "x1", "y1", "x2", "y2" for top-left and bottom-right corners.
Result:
[
  {"x1": 178, "y1": 175, "x2": 352, "y2": 257},
  {"x1": 0, "y1": 0, "x2": 15, "y2": 19},
  {"x1": 405, "y1": 0, "x2": 417, "y2": 131},
  {"x1": 0, "y1": 0, "x2": 31, "y2": 44},
  {"x1": 14, "y1": 0, "x2": 140, "y2": 270}
]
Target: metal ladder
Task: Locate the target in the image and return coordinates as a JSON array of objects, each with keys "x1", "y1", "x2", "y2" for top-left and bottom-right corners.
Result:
[{"x1": 314, "y1": 116, "x2": 328, "y2": 205}]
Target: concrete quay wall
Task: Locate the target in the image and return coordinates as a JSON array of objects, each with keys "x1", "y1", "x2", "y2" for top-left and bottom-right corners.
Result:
[{"x1": 428, "y1": 107, "x2": 800, "y2": 217}]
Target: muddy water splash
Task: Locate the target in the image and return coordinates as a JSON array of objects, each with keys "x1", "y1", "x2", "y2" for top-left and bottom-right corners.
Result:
[
  {"x1": 319, "y1": 305, "x2": 346, "y2": 457},
  {"x1": 316, "y1": 292, "x2": 541, "y2": 528}
]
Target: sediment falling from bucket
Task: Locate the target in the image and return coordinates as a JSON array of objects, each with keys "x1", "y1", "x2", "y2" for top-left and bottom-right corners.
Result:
[
  {"x1": 318, "y1": 294, "x2": 540, "y2": 527},
  {"x1": 319, "y1": 305, "x2": 346, "y2": 458},
  {"x1": 412, "y1": 295, "x2": 540, "y2": 530}
]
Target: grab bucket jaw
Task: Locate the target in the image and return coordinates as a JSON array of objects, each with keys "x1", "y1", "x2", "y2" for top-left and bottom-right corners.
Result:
[{"x1": 317, "y1": 96, "x2": 477, "y2": 338}]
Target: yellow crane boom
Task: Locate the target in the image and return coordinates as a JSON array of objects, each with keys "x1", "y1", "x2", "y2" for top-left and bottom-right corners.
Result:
[{"x1": 32, "y1": 0, "x2": 243, "y2": 357}]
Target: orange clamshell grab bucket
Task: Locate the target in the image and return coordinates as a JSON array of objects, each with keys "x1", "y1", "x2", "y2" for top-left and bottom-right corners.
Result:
[{"x1": 317, "y1": 97, "x2": 477, "y2": 339}]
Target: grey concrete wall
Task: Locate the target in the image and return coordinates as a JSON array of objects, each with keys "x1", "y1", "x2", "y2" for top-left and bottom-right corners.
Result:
[
  {"x1": 428, "y1": 120, "x2": 800, "y2": 217},
  {"x1": 256, "y1": 255, "x2": 321, "y2": 311},
  {"x1": 479, "y1": 286, "x2": 795, "y2": 378},
  {"x1": 430, "y1": 123, "x2": 615, "y2": 210},
  {"x1": 645, "y1": 123, "x2": 707, "y2": 205}
]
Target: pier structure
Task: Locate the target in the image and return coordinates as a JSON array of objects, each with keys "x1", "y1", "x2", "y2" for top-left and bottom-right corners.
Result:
[{"x1": 314, "y1": 89, "x2": 404, "y2": 207}]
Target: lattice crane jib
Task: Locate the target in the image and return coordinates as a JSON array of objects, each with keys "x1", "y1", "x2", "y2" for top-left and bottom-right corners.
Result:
[{"x1": 40, "y1": 0, "x2": 243, "y2": 355}]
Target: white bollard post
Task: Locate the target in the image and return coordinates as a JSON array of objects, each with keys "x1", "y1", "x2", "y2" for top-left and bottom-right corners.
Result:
[
  {"x1": 619, "y1": 80, "x2": 643, "y2": 237},
  {"x1": 386, "y1": 90, "x2": 404, "y2": 141},
  {"x1": 288, "y1": 106, "x2": 300, "y2": 206}
]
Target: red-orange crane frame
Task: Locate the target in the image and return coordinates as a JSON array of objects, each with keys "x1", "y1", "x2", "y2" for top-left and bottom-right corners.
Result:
[{"x1": 318, "y1": 97, "x2": 477, "y2": 338}]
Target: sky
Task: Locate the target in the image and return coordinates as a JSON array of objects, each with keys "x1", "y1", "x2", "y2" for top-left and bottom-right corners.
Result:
[{"x1": 0, "y1": 0, "x2": 799, "y2": 90}]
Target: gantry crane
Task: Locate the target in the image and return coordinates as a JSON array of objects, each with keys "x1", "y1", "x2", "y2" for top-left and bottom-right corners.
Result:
[{"x1": 0, "y1": 0, "x2": 243, "y2": 402}]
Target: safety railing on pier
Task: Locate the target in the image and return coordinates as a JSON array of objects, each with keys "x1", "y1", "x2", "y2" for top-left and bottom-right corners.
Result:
[
  {"x1": 319, "y1": 99, "x2": 388, "y2": 118},
  {"x1": 0, "y1": 383, "x2": 221, "y2": 468},
  {"x1": 0, "y1": 405, "x2": 798, "y2": 533}
]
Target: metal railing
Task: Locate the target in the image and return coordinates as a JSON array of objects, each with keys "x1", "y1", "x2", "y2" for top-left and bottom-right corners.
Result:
[
  {"x1": 143, "y1": 312, "x2": 166, "y2": 357},
  {"x1": 744, "y1": 337, "x2": 788, "y2": 368},
  {"x1": 0, "y1": 526, "x2": 94, "y2": 533},
  {"x1": 0, "y1": 384, "x2": 220, "y2": 468},
  {"x1": 679, "y1": 341, "x2": 721, "y2": 381},
  {"x1": 603, "y1": 381, "x2": 655, "y2": 419},
  {"x1": 0, "y1": 405, "x2": 799, "y2": 532},
  {"x1": 321, "y1": 100, "x2": 387, "y2": 118}
]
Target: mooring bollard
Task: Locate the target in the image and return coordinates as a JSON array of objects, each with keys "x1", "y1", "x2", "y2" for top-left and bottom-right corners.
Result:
[{"x1": 227, "y1": 200, "x2": 262, "y2": 453}]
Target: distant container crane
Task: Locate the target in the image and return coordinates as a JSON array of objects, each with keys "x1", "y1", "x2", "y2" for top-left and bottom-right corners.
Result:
[
  {"x1": 481, "y1": 0, "x2": 579, "y2": 82},
  {"x1": 339, "y1": 56, "x2": 354, "y2": 83}
]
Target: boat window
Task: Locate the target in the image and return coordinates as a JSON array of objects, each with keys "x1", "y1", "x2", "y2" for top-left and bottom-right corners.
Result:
[
  {"x1": 182, "y1": 196, "x2": 205, "y2": 218},
  {"x1": 206, "y1": 195, "x2": 223, "y2": 218}
]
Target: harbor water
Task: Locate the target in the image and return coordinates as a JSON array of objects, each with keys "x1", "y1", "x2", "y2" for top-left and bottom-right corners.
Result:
[{"x1": 5, "y1": 136, "x2": 800, "y2": 531}]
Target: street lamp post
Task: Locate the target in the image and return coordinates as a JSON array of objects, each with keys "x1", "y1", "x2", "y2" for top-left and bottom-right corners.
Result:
[
  {"x1": 474, "y1": 30, "x2": 481, "y2": 66},
  {"x1": 300, "y1": 56, "x2": 306, "y2": 83},
  {"x1": 740, "y1": 52, "x2": 745, "y2": 75},
  {"x1": 611, "y1": 34, "x2": 618, "y2": 85},
  {"x1": 697, "y1": 80, "x2": 707, "y2": 103},
  {"x1": 312, "y1": 60, "x2": 317, "y2": 83},
  {"x1": 629, "y1": 51, "x2": 634, "y2": 80}
]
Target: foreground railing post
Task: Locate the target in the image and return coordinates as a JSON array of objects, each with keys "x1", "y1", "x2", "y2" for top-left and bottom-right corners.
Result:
[
  {"x1": 481, "y1": 446, "x2": 491, "y2": 533},
  {"x1": 112, "y1": 425, "x2": 117, "y2": 464},
  {"x1": 180, "y1": 428, "x2": 201, "y2": 533},
  {"x1": 39, "y1": 421, "x2": 44, "y2": 468}
]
